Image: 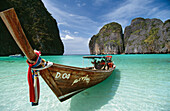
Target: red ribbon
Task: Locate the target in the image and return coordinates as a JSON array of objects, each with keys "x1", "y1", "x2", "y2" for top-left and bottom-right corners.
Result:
[
  {"x1": 27, "y1": 63, "x2": 35, "y2": 102},
  {"x1": 26, "y1": 51, "x2": 41, "y2": 103}
]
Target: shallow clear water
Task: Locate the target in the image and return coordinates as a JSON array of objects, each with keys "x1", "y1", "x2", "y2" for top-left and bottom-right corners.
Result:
[{"x1": 0, "y1": 54, "x2": 170, "y2": 111}]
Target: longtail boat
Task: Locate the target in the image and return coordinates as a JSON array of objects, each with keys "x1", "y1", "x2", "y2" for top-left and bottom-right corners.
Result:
[{"x1": 0, "y1": 8, "x2": 116, "y2": 105}]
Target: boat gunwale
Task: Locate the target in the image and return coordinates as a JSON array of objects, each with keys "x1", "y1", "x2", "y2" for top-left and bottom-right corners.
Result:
[{"x1": 52, "y1": 63, "x2": 115, "y2": 73}]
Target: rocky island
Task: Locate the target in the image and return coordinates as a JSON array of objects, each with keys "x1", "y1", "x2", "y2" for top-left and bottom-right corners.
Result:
[
  {"x1": 89, "y1": 22, "x2": 124, "y2": 54},
  {"x1": 0, "y1": 0, "x2": 64, "y2": 56},
  {"x1": 89, "y1": 18, "x2": 170, "y2": 54}
]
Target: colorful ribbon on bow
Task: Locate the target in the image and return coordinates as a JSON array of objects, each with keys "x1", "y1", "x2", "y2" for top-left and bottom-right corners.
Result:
[{"x1": 26, "y1": 50, "x2": 41, "y2": 106}]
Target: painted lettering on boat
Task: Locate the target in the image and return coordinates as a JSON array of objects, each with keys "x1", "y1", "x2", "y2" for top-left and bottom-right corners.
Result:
[
  {"x1": 72, "y1": 75, "x2": 90, "y2": 86},
  {"x1": 55, "y1": 72, "x2": 70, "y2": 80}
]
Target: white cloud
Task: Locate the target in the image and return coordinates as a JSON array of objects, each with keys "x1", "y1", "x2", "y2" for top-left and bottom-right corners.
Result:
[
  {"x1": 62, "y1": 30, "x2": 71, "y2": 34},
  {"x1": 147, "y1": 7, "x2": 158, "y2": 16},
  {"x1": 61, "y1": 35, "x2": 74, "y2": 40},
  {"x1": 101, "y1": 0, "x2": 170, "y2": 29},
  {"x1": 42, "y1": 0, "x2": 98, "y2": 35},
  {"x1": 42, "y1": 0, "x2": 170, "y2": 54},
  {"x1": 42, "y1": 0, "x2": 100, "y2": 54},
  {"x1": 62, "y1": 35, "x2": 90, "y2": 54},
  {"x1": 75, "y1": 0, "x2": 86, "y2": 7},
  {"x1": 103, "y1": 0, "x2": 152, "y2": 20},
  {"x1": 87, "y1": 38, "x2": 91, "y2": 45},
  {"x1": 58, "y1": 22, "x2": 69, "y2": 27},
  {"x1": 93, "y1": 0, "x2": 109, "y2": 6},
  {"x1": 74, "y1": 32, "x2": 79, "y2": 34},
  {"x1": 149, "y1": 10, "x2": 170, "y2": 22},
  {"x1": 77, "y1": 3, "x2": 86, "y2": 7}
]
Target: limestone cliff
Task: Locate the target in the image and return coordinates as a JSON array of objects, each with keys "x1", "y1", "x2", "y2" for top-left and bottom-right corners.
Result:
[
  {"x1": 0, "y1": 0, "x2": 64, "y2": 56},
  {"x1": 89, "y1": 22, "x2": 124, "y2": 54},
  {"x1": 89, "y1": 18, "x2": 170, "y2": 54},
  {"x1": 124, "y1": 18, "x2": 170, "y2": 54}
]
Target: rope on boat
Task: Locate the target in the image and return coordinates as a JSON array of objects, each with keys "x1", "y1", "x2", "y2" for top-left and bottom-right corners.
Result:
[{"x1": 26, "y1": 50, "x2": 53, "y2": 106}]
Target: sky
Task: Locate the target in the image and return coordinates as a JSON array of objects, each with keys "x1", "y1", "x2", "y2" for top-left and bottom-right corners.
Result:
[{"x1": 42, "y1": 0, "x2": 170, "y2": 55}]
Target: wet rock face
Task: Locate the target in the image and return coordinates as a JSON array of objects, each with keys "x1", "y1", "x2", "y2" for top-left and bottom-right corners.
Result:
[
  {"x1": 124, "y1": 18, "x2": 170, "y2": 54},
  {"x1": 0, "y1": 0, "x2": 64, "y2": 56},
  {"x1": 89, "y1": 22, "x2": 124, "y2": 54}
]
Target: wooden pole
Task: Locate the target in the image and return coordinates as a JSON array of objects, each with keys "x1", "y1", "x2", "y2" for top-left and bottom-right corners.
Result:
[{"x1": 0, "y1": 8, "x2": 37, "y2": 62}]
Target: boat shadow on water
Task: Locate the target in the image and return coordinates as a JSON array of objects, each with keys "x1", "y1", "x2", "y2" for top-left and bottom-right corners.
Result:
[{"x1": 69, "y1": 69, "x2": 121, "y2": 111}]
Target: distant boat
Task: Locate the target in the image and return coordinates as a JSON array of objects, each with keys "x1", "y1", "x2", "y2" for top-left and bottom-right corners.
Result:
[{"x1": 9, "y1": 54, "x2": 24, "y2": 58}]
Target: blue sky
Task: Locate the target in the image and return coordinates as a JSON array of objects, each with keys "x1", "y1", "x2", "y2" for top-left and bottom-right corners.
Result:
[{"x1": 42, "y1": 0, "x2": 170, "y2": 54}]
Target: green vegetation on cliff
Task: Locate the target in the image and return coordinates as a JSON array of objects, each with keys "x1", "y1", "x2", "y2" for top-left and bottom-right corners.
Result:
[
  {"x1": 0, "y1": 0, "x2": 64, "y2": 56},
  {"x1": 100, "y1": 22, "x2": 122, "y2": 34},
  {"x1": 89, "y1": 17, "x2": 169, "y2": 54},
  {"x1": 124, "y1": 17, "x2": 169, "y2": 54},
  {"x1": 144, "y1": 27, "x2": 160, "y2": 45},
  {"x1": 89, "y1": 22, "x2": 123, "y2": 54}
]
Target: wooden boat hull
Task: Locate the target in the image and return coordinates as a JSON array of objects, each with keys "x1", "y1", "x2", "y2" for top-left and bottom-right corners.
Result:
[
  {"x1": 40, "y1": 63, "x2": 116, "y2": 102},
  {"x1": 0, "y1": 8, "x2": 116, "y2": 104}
]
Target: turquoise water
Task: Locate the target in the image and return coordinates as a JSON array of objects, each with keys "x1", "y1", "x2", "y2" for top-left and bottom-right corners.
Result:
[{"x1": 0, "y1": 54, "x2": 170, "y2": 111}]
